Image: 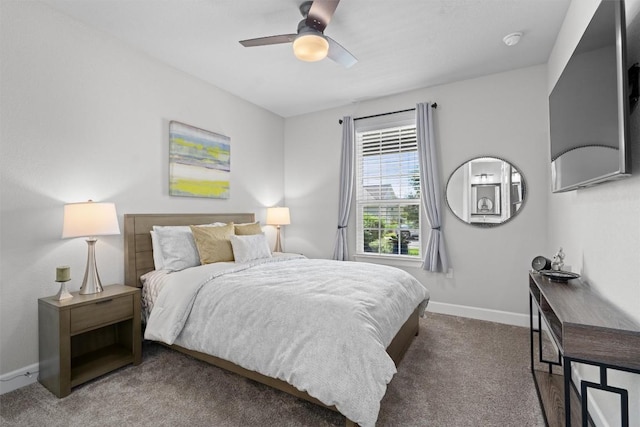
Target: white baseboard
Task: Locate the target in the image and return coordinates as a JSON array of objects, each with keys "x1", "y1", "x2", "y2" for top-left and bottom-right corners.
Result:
[
  {"x1": 426, "y1": 300, "x2": 606, "y2": 421},
  {"x1": 0, "y1": 303, "x2": 614, "y2": 427},
  {"x1": 0, "y1": 363, "x2": 39, "y2": 395},
  {"x1": 0, "y1": 302, "x2": 529, "y2": 396},
  {"x1": 426, "y1": 300, "x2": 534, "y2": 327},
  {"x1": 1, "y1": 301, "x2": 528, "y2": 395},
  {"x1": 426, "y1": 301, "x2": 614, "y2": 425}
]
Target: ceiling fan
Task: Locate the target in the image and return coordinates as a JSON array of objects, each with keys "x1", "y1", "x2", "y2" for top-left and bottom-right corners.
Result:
[{"x1": 239, "y1": 0, "x2": 357, "y2": 68}]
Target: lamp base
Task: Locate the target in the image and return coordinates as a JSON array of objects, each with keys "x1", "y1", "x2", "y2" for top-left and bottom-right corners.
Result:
[
  {"x1": 79, "y1": 238, "x2": 104, "y2": 295},
  {"x1": 274, "y1": 225, "x2": 283, "y2": 253},
  {"x1": 54, "y1": 281, "x2": 73, "y2": 301}
]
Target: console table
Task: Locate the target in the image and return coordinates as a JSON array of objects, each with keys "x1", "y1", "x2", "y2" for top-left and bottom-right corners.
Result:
[{"x1": 529, "y1": 272, "x2": 640, "y2": 427}]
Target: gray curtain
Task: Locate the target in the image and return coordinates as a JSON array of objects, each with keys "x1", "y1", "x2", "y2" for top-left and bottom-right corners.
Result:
[
  {"x1": 416, "y1": 103, "x2": 449, "y2": 272},
  {"x1": 332, "y1": 116, "x2": 354, "y2": 261}
]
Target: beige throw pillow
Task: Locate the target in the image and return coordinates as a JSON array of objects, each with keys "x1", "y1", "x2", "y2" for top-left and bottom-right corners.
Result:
[
  {"x1": 190, "y1": 223, "x2": 235, "y2": 264},
  {"x1": 234, "y1": 222, "x2": 263, "y2": 235}
]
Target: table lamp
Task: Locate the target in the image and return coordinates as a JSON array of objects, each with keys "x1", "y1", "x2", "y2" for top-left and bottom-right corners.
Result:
[
  {"x1": 266, "y1": 207, "x2": 290, "y2": 253},
  {"x1": 62, "y1": 201, "x2": 120, "y2": 295}
]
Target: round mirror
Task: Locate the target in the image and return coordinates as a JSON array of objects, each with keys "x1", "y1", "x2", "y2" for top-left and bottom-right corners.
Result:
[{"x1": 445, "y1": 156, "x2": 526, "y2": 227}]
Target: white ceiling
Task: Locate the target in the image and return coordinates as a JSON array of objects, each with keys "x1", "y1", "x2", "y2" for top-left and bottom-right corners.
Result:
[{"x1": 40, "y1": 0, "x2": 571, "y2": 118}]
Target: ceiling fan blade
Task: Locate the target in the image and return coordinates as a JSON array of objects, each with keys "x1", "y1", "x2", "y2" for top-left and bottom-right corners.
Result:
[
  {"x1": 326, "y1": 36, "x2": 357, "y2": 68},
  {"x1": 239, "y1": 34, "x2": 296, "y2": 47},
  {"x1": 306, "y1": 0, "x2": 340, "y2": 32}
]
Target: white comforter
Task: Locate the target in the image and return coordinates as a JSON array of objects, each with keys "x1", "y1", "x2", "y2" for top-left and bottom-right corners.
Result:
[{"x1": 144, "y1": 254, "x2": 429, "y2": 427}]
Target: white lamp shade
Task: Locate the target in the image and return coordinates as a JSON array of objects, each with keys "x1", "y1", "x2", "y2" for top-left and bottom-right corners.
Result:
[
  {"x1": 292, "y1": 34, "x2": 329, "y2": 62},
  {"x1": 62, "y1": 201, "x2": 120, "y2": 238},
  {"x1": 266, "y1": 207, "x2": 291, "y2": 226}
]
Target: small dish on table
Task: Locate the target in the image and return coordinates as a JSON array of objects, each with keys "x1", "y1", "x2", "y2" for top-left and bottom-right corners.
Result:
[{"x1": 540, "y1": 270, "x2": 580, "y2": 282}]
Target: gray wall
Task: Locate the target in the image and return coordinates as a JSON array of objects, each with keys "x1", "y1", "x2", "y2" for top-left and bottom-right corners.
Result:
[
  {"x1": 3, "y1": 2, "x2": 638, "y2": 421},
  {"x1": 284, "y1": 65, "x2": 550, "y2": 320},
  {"x1": 0, "y1": 1, "x2": 285, "y2": 375},
  {"x1": 546, "y1": 0, "x2": 640, "y2": 424},
  {"x1": 547, "y1": 0, "x2": 640, "y2": 327}
]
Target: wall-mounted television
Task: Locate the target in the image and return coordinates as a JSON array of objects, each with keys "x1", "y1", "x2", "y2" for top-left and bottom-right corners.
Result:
[{"x1": 549, "y1": 0, "x2": 631, "y2": 192}]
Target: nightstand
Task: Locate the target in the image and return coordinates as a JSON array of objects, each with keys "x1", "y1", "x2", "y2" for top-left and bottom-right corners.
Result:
[{"x1": 38, "y1": 284, "x2": 141, "y2": 397}]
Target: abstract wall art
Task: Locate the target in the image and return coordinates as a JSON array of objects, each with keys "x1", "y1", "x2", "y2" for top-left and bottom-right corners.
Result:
[{"x1": 169, "y1": 121, "x2": 230, "y2": 199}]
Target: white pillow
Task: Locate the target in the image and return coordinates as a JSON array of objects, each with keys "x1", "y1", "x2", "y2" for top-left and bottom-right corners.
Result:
[
  {"x1": 230, "y1": 234, "x2": 272, "y2": 264},
  {"x1": 150, "y1": 230, "x2": 164, "y2": 270},
  {"x1": 152, "y1": 223, "x2": 227, "y2": 271}
]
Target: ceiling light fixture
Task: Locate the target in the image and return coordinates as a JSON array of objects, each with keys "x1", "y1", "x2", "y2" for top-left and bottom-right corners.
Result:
[
  {"x1": 503, "y1": 32, "x2": 523, "y2": 47},
  {"x1": 293, "y1": 33, "x2": 329, "y2": 62}
]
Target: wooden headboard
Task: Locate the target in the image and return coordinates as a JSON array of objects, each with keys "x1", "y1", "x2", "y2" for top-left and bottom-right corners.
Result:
[{"x1": 123, "y1": 213, "x2": 255, "y2": 287}]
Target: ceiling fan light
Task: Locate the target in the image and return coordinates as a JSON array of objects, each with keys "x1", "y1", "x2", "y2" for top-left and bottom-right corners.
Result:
[
  {"x1": 503, "y1": 32, "x2": 523, "y2": 46},
  {"x1": 293, "y1": 34, "x2": 329, "y2": 62}
]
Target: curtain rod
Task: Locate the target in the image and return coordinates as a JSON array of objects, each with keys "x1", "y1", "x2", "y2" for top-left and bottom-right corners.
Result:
[{"x1": 338, "y1": 103, "x2": 437, "y2": 124}]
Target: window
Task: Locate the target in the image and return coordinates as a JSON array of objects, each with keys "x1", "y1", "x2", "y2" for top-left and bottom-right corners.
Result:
[{"x1": 356, "y1": 116, "x2": 420, "y2": 259}]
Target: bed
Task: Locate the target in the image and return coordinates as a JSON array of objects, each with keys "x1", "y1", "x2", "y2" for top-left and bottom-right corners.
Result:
[{"x1": 124, "y1": 213, "x2": 429, "y2": 427}]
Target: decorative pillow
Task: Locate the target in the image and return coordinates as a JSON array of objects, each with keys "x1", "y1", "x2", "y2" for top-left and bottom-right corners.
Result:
[
  {"x1": 151, "y1": 223, "x2": 228, "y2": 271},
  {"x1": 234, "y1": 222, "x2": 263, "y2": 235},
  {"x1": 150, "y1": 230, "x2": 165, "y2": 270},
  {"x1": 152, "y1": 226, "x2": 200, "y2": 271},
  {"x1": 190, "y1": 223, "x2": 235, "y2": 264},
  {"x1": 230, "y1": 234, "x2": 272, "y2": 263}
]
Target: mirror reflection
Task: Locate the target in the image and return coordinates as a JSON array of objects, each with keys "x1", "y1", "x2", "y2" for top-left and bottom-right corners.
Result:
[{"x1": 446, "y1": 157, "x2": 526, "y2": 226}]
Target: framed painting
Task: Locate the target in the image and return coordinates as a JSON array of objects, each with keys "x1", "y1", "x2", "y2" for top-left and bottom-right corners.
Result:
[
  {"x1": 471, "y1": 184, "x2": 501, "y2": 216},
  {"x1": 169, "y1": 121, "x2": 230, "y2": 199}
]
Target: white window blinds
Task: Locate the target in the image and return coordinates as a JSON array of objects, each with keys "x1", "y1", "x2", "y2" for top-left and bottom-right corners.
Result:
[{"x1": 355, "y1": 122, "x2": 421, "y2": 258}]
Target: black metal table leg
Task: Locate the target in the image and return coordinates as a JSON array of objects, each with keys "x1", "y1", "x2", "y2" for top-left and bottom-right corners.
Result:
[{"x1": 564, "y1": 357, "x2": 572, "y2": 427}]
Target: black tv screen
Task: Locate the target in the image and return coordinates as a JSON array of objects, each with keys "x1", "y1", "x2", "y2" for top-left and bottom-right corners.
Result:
[{"x1": 549, "y1": 0, "x2": 631, "y2": 192}]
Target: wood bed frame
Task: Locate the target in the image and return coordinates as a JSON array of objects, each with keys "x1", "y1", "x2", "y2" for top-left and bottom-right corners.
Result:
[{"x1": 124, "y1": 213, "x2": 421, "y2": 427}]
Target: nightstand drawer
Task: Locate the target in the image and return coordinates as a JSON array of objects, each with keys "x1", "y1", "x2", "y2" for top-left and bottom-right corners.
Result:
[{"x1": 70, "y1": 295, "x2": 133, "y2": 334}]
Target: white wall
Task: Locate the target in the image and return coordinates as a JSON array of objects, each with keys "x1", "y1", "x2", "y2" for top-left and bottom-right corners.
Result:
[
  {"x1": 547, "y1": 0, "x2": 640, "y2": 425},
  {"x1": 547, "y1": 0, "x2": 640, "y2": 325},
  {"x1": 284, "y1": 65, "x2": 550, "y2": 319},
  {"x1": 0, "y1": 1, "x2": 285, "y2": 376},
  {"x1": 3, "y1": 2, "x2": 637, "y2": 420}
]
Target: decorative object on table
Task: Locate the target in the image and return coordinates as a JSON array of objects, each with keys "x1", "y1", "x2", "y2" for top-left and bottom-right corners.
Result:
[
  {"x1": 169, "y1": 121, "x2": 230, "y2": 199},
  {"x1": 62, "y1": 201, "x2": 120, "y2": 295},
  {"x1": 53, "y1": 266, "x2": 73, "y2": 301},
  {"x1": 531, "y1": 256, "x2": 551, "y2": 272},
  {"x1": 551, "y1": 247, "x2": 565, "y2": 271},
  {"x1": 266, "y1": 207, "x2": 290, "y2": 252},
  {"x1": 540, "y1": 270, "x2": 581, "y2": 282}
]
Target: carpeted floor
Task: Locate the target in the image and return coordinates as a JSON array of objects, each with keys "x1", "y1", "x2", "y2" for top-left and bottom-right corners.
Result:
[{"x1": 0, "y1": 313, "x2": 544, "y2": 426}]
